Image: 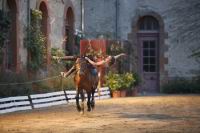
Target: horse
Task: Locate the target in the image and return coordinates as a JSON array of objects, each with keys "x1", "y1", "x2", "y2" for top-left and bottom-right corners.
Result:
[{"x1": 74, "y1": 57, "x2": 98, "y2": 114}]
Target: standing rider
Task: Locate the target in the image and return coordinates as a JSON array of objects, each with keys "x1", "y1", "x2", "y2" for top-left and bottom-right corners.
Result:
[
  {"x1": 57, "y1": 53, "x2": 126, "y2": 77},
  {"x1": 85, "y1": 53, "x2": 126, "y2": 67}
]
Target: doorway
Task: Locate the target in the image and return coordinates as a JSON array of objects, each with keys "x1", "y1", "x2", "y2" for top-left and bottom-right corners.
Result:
[{"x1": 137, "y1": 16, "x2": 159, "y2": 92}]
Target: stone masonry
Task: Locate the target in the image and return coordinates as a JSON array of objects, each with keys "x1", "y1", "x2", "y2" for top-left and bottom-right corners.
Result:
[
  {"x1": 0, "y1": 0, "x2": 199, "y2": 88},
  {"x1": 84, "y1": 0, "x2": 200, "y2": 79}
]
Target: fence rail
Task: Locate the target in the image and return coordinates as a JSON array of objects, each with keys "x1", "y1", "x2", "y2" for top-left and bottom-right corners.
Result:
[
  {"x1": 0, "y1": 87, "x2": 111, "y2": 114},
  {"x1": 0, "y1": 96, "x2": 32, "y2": 114}
]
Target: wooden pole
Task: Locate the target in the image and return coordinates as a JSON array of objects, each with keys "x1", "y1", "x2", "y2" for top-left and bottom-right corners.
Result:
[{"x1": 60, "y1": 75, "x2": 63, "y2": 91}]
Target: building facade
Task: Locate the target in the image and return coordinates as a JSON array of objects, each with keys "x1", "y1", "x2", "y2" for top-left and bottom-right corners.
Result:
[
  {"x1": 0, "y1": 0, "x2": 199, "y2": 92},
  {"x1": 84, "y1": 0, "x2": 200, "y2": 92},
  {"x1": 0, "y1": 0, "x2": 82, "y2": 72}
]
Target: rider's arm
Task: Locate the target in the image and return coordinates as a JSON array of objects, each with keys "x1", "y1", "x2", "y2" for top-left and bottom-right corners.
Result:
[
  {"x1": 114, "y1": 53, "x2": 126, "y2": 60},
  {"x1": 85, "y1": 53, "x2": 126, "y2": 66},
  {"x1": 61, "y1": 65, "x2": 75, "y2": 77},
  {"x1": 52, "y1": 56, "x2": 77, "y2": 60},
  {"x1": 85, "y1": 57, "x2": 108, "y2": 66}
]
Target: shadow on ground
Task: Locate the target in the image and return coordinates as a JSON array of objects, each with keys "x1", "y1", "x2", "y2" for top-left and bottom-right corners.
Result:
[{"x1": 117, "y1": 113, "x2": 182, "y2": 120}]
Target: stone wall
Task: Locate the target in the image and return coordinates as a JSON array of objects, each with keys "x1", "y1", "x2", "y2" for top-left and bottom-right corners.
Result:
[
  {"x1": 162, "y1": 0, "x2": 200, "y2": 78},
  {"x1": 32, "y1": 0, "x2": 81, "y2": 49},
  {"x1": 84, "y1": 0, "x2": 117, "y2": 39},
  {"x1": 1, "y1": 0, "x2": 199, "y2": 79},
  {"x1": 18, "y1": 0, "x2": 28, "y2": 70},
  {"x1": 84, "y1": 0, "x2": 200, "y2": 78},
  {"x1": 0, "y1": 0, "x2": 82, "y2": 71}
]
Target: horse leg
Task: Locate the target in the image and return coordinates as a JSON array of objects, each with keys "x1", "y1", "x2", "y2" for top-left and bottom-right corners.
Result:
[
  {"x1": 75, "y1": 89, "x2": 81, "y2": 112},
  {"x1": 87, "y1": 92, "x2": 91, "y2": 112},
  {"x1": 80, "y1": 90, "x2": 85, "y2": 114},
  {"x1": 91, "y1": 88, "x2": 95, "y2": 109}
]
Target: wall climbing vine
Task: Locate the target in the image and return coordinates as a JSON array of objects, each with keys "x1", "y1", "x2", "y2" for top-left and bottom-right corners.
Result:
[
  {"x1": 25, "y1": 9, "x2": 46, "y2": 71},
  {"x1": 0, "y1": 10, "x2": 11, "y2": 66}
]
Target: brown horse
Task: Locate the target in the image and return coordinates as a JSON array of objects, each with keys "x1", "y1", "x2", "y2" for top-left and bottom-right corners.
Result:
[{"x1": 74, "y1": 57, "x2": 98, "y2": 114}]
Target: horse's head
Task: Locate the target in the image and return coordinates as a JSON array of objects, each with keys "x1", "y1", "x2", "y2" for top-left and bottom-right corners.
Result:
[{"x1": 75, "y1": 57, "x2": 88, "y2": 76}]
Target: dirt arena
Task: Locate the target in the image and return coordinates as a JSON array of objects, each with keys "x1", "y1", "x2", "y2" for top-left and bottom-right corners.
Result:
[{"x1": 0, "y1": 95, "x2": 200, "y2": 133}]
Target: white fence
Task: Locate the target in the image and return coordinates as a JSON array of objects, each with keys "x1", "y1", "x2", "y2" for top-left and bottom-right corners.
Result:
[
  {"x1": 30, "y1": 91, "x2": 67, "y2": 108},
  {"x1": 0, "y1": 87, "x2": 111, "y2": 114},
  {"x1": 0, "y1": 96, "x2": 32, "y2": 114}
]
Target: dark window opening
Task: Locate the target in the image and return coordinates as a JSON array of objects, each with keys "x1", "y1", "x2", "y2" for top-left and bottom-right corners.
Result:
[
  {"x1": 142, "y1": 40, "x2": 157, "y2": 72},
  {"x1": 139, "y1": 16, "x2": 159, "y2": 31}
]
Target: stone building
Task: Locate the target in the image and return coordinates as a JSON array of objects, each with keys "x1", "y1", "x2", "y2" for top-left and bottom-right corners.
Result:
[
  {"x1": 0, "y1": 0, "x2": 200, "y2": 92},
  {"x1": 84, "y1": 0, "x2": 200, "y2": 92},
  {"x1": 0, "y1": 0, "x2": 82, "y2": 72}
]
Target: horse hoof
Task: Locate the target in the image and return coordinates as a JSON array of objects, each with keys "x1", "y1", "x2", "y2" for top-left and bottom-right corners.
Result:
[
  {"x1": 91, "y1": 106, "x2": 95, "y2": 110},
  {"x1": 87, "y1": 108, "x2": 91, "y2": 112},
  {"x1": 91, "y1": 104, "x2": 95, "y2": 110},
  {"x1": 77, "y1": 107, "x2": 81, "y2": 112},
  {"x1": 91, "y1": 102, "x2": 95, "y2": 109}
]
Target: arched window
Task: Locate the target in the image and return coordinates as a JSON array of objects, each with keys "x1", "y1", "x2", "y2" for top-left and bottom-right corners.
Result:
[
  {"x1": 39, "y1": 1, "x2": 49, "y2": 66},
  {"x1": 138, "y1": 16, "x2": 159, "y2": 31},
  {"x1": 65, "y1": 7, "x2": 75, "y2": 55},
  {"x1": 39, "y1": 2, "x2": 48, "y2": 38},
  {"x1": 6, "y1": 0, "x2": 17, "y2": 70}
]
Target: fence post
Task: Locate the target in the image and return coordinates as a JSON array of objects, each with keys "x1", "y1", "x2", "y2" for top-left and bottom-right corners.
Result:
[
  {"x1": 60, "y1": 75, "x2": 63, "y2": 91},
  {"x1": 64, "y1": 90, "x2": 69, "y2": 103},
  {"x1": 60, "y1": 76, "x2": 68, "y2": 102},
  {"x1": 28, "y1": 95, "x2": 34, "y2": 109},
  {"x1": 13, "y1": 99, "x2": 16, "y2": 111}
]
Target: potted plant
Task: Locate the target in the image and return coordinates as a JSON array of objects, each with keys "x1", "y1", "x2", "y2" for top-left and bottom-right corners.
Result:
[
  {"x1": 105, "y1": 72, "x2": 135, "y2": 98},
  {"x1": 122, "y1": 73, "x2": 136, "y2": 96},
  {"x1": 105, "y1": 72, "x2": 122, "y2": 97},
  {"x1": 125, "y1": 72, "x2": 142, "y2": 96}
]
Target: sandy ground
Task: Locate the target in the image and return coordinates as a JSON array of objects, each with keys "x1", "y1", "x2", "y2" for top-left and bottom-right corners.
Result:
[{"x1": 0, "y1": 95, "x2": 200, "y2": 133}]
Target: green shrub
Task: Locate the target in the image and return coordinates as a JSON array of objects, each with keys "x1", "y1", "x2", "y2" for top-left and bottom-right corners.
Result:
[
  {"x1": 25, "y1": 9, "x2": 46, "y2": 71},
  {"x1": 30, "y1": 47, "x2": 76, "y2": 93},
  {"x1": 161, "y1": 77, "x2": 200, "y2": 94},
  {"x1": 106, "y1": 41, "x2": 125, "y2": 56},
  {"x1": 31, "y1": 63, "x2": 75, "y2": 93},
  {"x1": 105, "y1": 72, "x2": 123, "y2": 91},
  {"x1": 105, "y1": 72, "x2": 136, "y2": 91},
  {"x1": 190, "y1": 75, "x2": 200, "y2": 93},
  {"x1": 132, "y1": 72, "x2": 141, "y2": 87},
  {"x1": 50, "y1": 48, "x2": 75, "y2": 90},
  {"x1": 122, "y1": 73, "x2": 135, "y2": 89},
  {"x1": 48, "y1": 64, "x2": 75, "y2": 91},
  {"x1": 0, "y1": 72, "x2": 32, "y2": 97}
]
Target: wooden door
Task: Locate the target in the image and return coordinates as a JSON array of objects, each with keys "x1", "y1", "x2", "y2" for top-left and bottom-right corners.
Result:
[{"x1": 139, "y1": 36, "x2": 159, "y2": 92}]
